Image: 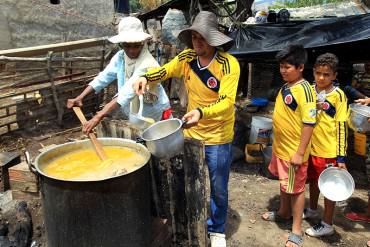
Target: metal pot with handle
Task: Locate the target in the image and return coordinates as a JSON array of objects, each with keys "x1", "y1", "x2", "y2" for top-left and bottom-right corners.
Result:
[
  {"x1": 24, "y1": 138, "x2": 152, "y2": 247},
  {"x1": 140, "y1": 118, "x2": 186, "y2": 159}
]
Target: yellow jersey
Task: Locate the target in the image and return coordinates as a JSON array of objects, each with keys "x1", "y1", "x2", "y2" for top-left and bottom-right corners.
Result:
[
  {"x1": 144, "y1": 49, "x2": 240, "y2": 145},
  {"x1": 311, "y1": 86, "x2": 348, "y2": 162},
  {"x1": 272, "y1": 79, "x2": 316, "y2": 162}
]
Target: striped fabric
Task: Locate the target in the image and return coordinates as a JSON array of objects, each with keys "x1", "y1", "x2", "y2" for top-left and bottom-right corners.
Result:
[{"x1": 286, "y1": 165, "x2": 296, "y2": 194}]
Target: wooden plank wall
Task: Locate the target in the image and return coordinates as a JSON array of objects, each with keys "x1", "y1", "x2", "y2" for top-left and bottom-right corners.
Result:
[
  {"x1": 0, "y1": 73, "x2": 102, "y2": 135},
  {"x1": 0, "y1": 38, "x2": 112, "y2": 135}
]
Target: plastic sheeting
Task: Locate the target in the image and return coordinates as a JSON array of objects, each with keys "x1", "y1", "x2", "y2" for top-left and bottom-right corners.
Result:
[{"x1": 229, "y1": 13, "x2": 370, "y2": 57}]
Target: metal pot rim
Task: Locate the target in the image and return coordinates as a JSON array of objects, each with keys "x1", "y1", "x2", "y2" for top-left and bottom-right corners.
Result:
[
  {"x1": 141, "y1": 118, "x2": 183, "y2": 141},
  {"x1": 34, "y1": 138, "x2": 151, "y2": 182}
]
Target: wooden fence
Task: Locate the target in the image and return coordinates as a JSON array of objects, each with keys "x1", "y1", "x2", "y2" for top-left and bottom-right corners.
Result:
[{"x1": 0, "y1": 37, "x2": 113, "y2": 135}]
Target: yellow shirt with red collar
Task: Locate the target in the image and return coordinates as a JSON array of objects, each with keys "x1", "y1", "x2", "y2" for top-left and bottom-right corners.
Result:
[
  {"x1": 144, "y1": 49, "x2": 240, "y2": 145},
  {"x1": 272, "y1": 79, "x2": 316, "y2": 162},
  {"x1": 311, "y1": 86, "x2": 348, "y2": 162}
]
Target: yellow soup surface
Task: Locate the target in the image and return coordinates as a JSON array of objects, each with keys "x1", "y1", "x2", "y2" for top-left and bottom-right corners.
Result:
[{"x1": 44, "y1": 146, "x2": 147, "y2": 181}]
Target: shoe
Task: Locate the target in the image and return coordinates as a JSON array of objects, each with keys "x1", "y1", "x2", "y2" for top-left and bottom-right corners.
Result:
[
  {"x1": 345, "y1": 212, "x2": 370, "y2": 223},
  {"x1": 336, "y1": 200, "x2": 348, "y2": 208},
  {"x1": 209, "y1": 232, "x2": 226, "y2": 247},
  {"x1": 305, "y1": 221, "x2": 334, "y2": 237},
  {"x1": 302, "y1": 208, "x2": 319, "y2": 219}
]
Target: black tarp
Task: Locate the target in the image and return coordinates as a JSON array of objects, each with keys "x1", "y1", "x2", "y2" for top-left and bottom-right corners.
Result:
[
  {"x1": 138, "y1": 0, "x2": 370, "y2": 62},
  {"x1": 229, "y1": 13, "x2": 370, "y2": 58}
]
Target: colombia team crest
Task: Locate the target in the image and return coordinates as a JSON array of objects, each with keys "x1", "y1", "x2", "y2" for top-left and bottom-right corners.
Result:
[
  {"x1": 322, "y1": 102, "x2": 330, "y2": 110},
  {"x1": 207, "y1": 77, "x2": 218, "y2": 88},
  {"x1": 284, "y1": 94, "x2": 293, "y2": 105}
]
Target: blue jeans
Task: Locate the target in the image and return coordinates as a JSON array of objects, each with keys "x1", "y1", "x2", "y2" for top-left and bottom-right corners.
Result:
[{"x1": 205, "y1": 143, "x2": 232, "y2": 234}]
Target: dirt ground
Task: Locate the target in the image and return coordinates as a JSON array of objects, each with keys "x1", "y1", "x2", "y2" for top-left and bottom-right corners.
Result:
[
  {"x1": 0, "y1": 119, "x2": 369, "y2": 247},
  {"x1": 226, "y1": 160, "x2": 369, "y2": 247}
]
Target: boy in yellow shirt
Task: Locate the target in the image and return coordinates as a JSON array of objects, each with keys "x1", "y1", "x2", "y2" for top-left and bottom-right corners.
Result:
[
  {"x1": 304, "y1": 53, "x2": 348, "y2": 237},
  {"x1": 262, "y1": 44, "x2": 316, "y2": 247}
]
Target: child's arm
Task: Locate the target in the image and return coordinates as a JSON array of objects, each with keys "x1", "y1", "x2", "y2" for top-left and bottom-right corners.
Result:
[
  {"x1": 290, "y1": 124, "x2": 314, "y2": 166},
  {"x1": 336, "y1": 91, "x2": 348, "y2": 169},
  {"x1": 292, "y1": 82, "x2": 316, "y2": 166}
]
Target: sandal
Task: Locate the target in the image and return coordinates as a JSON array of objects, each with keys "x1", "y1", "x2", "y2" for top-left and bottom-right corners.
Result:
[
  {"x1": 345, "y1": 212, "x2": 370, "y2": 223},
  {"x1": 286, "y1": 232, "x2": 303, "y2": 247},
  {"x1": 261, "y1": 211, "x2": 292, "y2": 222}
]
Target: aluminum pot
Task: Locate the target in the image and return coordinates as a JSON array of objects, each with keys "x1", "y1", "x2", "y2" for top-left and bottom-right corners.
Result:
[
  {"x1": 318, "y1": 167, "x2": 355, "y2": 202},
  {"x1": 141, "y1": 118, "x2": 184, "y2": 159},
  {"x1": 348, "y1": 103, "x2": 370, "y2": 132}
]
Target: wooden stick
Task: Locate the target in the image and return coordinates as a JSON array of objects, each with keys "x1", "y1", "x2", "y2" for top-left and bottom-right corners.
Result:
[
  {"x1": 72, "y1": 107, "x2": 107, "y2": 161},
  {"x1": 0, "y1": 55, "x2": 102, "y2": 62},
  {"x1": 46, "y1": 51, "x2": 63, "y2": 126}
]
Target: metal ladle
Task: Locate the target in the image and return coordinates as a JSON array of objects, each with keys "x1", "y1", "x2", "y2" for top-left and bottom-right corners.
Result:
[{"x1": 129, "y1": 94, "x2": 155, "y2": 130}]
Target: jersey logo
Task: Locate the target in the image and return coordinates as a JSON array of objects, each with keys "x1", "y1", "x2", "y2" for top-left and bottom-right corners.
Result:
[
  {"x1": 284, "y1": 94, "x2": 293, "y2": 105},
  {"x1": 309, "y1": 108, "x2": 317, "y2": 118},
  {"x1": 322, "y1": 100, "x2": 336, "y2": 118},
  {"x1": 281, "y1": 85, "x2": 298, "y2": 111},
  {"x1": 322, "y1": 102, "x2": 330, "y2": 110},
  {"x1": 207, "y1": 77, "x2": 218, "y2": 88},
  {"x1": 189, "y1": 59, "x2": 220, "y2": 93}
]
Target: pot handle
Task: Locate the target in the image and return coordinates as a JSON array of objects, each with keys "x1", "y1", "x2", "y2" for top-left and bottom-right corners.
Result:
[
  {"x1": 24, "y1": 151, "x2": 37, "y2": 175},
  {"x1": 325, "y1": 163, "x2": 335, "y2": 169},
  {"x1": 138, "y1": 94, "x2": 144, "y2": 117},
  {"x1": 136, "y1": 137, "x2": 146, "y2": 146},
  {"x1": 181, "y1": 119, "x2": 188, "y2": 128}
]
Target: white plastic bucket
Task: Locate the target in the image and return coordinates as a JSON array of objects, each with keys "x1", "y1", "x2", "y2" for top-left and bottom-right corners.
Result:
[{"x1": 249, "y1": 116, "x2": 273, "y2": 144}]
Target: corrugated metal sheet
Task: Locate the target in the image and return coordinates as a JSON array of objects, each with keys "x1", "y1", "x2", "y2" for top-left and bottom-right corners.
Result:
[{"x1": 281, "y1": 1, "x2": 370, "y2": 19}]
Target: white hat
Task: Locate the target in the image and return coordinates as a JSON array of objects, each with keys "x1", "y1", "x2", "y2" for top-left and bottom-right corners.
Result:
[{"x1": 108, "y1": 17, "x2": 152, "y2": 43}]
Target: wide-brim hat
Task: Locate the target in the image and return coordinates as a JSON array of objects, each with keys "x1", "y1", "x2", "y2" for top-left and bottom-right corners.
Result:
[
  {"x1": 177, "y1": 11, "x2": 234, "y2": 51},
  {"x1": 108, "y1": 16, "x2": 152, "y2": 43}
]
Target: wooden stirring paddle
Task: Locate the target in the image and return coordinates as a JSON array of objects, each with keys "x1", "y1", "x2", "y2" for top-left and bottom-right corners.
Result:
[{"x1": 72, "y1": 107, "x2": 107, "y2": 161}]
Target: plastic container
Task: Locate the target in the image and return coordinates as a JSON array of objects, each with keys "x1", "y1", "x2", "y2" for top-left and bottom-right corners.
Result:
[
  {"x1": 245, "y1": 144, "x2": 264, "y2": 163},
  {"x1": 251, "y1": 97, "x2": 268, "y2": 107},
  {"x1": 348, "y1": 103, "x2": 370, "y2": 132},
  {"x1": 262, "y1": 145, "x2": 272, "y2": 165},
  {"x1": 249, "y1": 116, "x2": 273, "y2": 144}
]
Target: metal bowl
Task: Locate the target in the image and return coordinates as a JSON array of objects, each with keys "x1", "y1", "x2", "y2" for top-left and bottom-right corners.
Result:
[
  {"x1": 318, "y1": 167, "x2": 355, "y2": 202},
  {"x1": 348, "y1": 103, "x2": 370, "y2": 132}
]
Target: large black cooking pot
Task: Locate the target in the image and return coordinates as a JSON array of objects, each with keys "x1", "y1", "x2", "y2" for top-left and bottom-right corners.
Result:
[{"x1": 30, "y1": 138, "x2": 151, "y2": 247}]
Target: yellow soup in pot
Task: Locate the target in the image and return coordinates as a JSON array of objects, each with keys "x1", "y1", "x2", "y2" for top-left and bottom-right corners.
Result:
[{"x1": 44, "y1": 146, "x2": 147, "y2": 181}]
